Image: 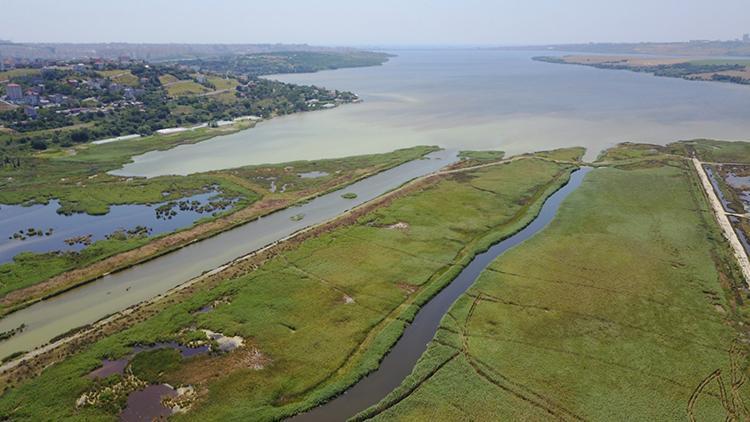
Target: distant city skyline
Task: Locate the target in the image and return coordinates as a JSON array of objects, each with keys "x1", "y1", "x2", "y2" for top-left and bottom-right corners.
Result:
[{"x1": 2, "y1": 0, "x2": 750, "y2": 46}]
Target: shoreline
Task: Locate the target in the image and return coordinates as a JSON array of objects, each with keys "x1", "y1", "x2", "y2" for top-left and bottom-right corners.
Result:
[{"x1": 534, "y1": 55, "x2": 750, "y2": 88}]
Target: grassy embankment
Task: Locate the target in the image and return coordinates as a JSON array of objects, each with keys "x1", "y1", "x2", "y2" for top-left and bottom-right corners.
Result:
[
  {"x1": 0, "y1": 126, "x2": 438, "y2": 312},
  {"x1": 359, "y1": 142, "x2": 750, "y2": 421},
  {"x1": 0, "y1": 151, "x2": 580, "y2": 420},
  {"x1": 674, "y1": 139, "x2": 750, "y2": 261},
  {"x1": 455, "y1": 147, "x2": 585, "y2": 170}
]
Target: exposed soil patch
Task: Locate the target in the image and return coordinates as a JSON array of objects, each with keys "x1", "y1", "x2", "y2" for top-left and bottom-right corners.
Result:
[
  {"x1": 163, "y1": 385, "x2": 196, "y2": 414},
  {"x1": 170, "y1": 346, "x2": 270, "y2": 386},
  {"x1": 201, "y1": 329, "x2": 244, "y2": 352},
  {"x1": 386, "y1": 222, "x2": 410, "y2": 230},
  {"x1": 396, "y1": 282, "x2": 418, "y2": 295}
]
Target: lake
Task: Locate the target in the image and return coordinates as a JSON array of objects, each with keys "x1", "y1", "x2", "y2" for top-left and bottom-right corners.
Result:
[
  {"x1": 0, "y1": 190, "x2": 232, "y2": 264},
  {"x1": 115, "y1": 49, "x2": 750, "y2": 177}
]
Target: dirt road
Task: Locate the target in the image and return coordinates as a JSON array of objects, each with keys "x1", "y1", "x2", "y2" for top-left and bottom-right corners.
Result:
[{"x1": 692, "y1": 157, "x2": 750, "y2": 286}]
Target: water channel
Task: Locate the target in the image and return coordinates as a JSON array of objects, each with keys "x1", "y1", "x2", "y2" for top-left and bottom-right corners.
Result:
[
  {"x1": 292, "y1": 167, "x2": 591, "y2": 421},
  {"x1": 0, "y1": 150, "x2": 456, "y2": 359}
]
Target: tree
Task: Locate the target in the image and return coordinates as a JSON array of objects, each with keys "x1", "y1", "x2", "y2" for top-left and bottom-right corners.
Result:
[
  {"x1": 30, "y1": 139, "x2": 47, "y2": 150},
  {"x1": 70, "y1": 129, "x2": 90, "y2": 143}
]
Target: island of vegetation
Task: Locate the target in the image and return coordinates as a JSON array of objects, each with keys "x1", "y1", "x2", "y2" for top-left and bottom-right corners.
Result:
[{"x1": 510, "y1": 38, "x2": 750, "y2": 57}]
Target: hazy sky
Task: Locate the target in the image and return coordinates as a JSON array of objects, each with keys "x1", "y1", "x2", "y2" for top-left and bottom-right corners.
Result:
[{"x1": 2, "y1": 0, "x2": 749, "y2": 45}]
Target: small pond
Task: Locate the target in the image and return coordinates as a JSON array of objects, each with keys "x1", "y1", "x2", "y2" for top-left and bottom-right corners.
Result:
[
  {"x1": 119, "y1": 384, "x2": 176, "y2": 422},
  {"x1": 298, "y1": 171, "x2": 329, "y2": 179},
  {"x1": 726, "y1": 172, "x2": 750, "y2": 212},
  {"x1": 730, "y1": 217, "x2": 750, "y2": 255},
  {"x1": 704, "y1": 166, "x2": 737, "y2": 213},
  {"x1": 0, "y1": 190, "x2": 235, "y2": 264}
]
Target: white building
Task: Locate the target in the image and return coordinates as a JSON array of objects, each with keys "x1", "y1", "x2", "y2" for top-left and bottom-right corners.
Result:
[{"x1": 5, "y1": 83, "x2": 22, "y2": 101}]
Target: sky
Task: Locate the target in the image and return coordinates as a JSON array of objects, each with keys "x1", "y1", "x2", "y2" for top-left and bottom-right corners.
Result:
[{"x1": 2, "y1": 0, "x2": 749, "y2": 46}]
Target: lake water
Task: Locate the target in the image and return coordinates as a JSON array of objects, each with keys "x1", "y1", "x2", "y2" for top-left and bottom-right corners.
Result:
[
  {"x1": 0, "y1": 191, "x2": 231, "y2": 264},
  {"x1": 116, "y1": 49, "x2": 750, "y2": 177},
  {"x1": 0, "y1": 151, "x2": 455, "y2": 359}
]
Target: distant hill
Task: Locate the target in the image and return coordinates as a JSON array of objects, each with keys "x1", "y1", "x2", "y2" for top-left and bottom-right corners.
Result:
[
  {"x1": 0, "y1": 42, "x2": 369, "y2": 61},
  {"x1": 499, "y1": 40, "x2": 750, "y2": 57},
  {"x1": 177, "y1": 51, "x2": 393, "y2": 77}
]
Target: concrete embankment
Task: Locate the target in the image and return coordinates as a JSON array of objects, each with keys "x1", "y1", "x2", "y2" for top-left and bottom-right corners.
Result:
[{"x1": 692, "y1": 157, "x2": 750, "y2": 286}]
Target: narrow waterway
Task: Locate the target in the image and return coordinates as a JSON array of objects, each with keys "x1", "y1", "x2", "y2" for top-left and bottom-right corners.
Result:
[
  {"x1": 0, "y1": 150, "x2": 456, "y2": 359},
  {"x1": 704, "y1": 165, "x2": 737, "y2": 213},
  {"x1": 291, "y1": 166, "x2": 591, "y2": 422}
]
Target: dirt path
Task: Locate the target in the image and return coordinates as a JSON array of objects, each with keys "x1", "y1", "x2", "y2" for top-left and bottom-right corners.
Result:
[{"x1": 692, "y1": 158, "x2": 750, "y2": 287}]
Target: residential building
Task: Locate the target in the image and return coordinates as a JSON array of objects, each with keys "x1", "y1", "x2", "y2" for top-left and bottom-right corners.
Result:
[
  {"x1": 744, "y1": 34, "x2": 750, "y2": 43},
  {"x1": 24, "y1": 92, "x2": 40, "y2": 106},
  {"x1": 5, "y1": 83, "x2": 23, "y2": 101},
  {"x1": 23, "y1": 106, "x2": 37, "y2": 119},
  {"x1": 41, "y1": 66, "x2": 57, "y2": 77},
  {"x1": 123, "y1": 87, "x2": 134, "y2": 100},
  {"x1": 50, "y1": 94, "x2": 65, "y2": 104}
]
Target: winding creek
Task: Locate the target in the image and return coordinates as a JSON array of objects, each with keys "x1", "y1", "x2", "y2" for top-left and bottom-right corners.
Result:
[
  {"x1": 291, "y1": 166, "x2": 591, "y2": 421},
  {"x1": 0, "y1": 150, "x2": 456, "y2": 359}
]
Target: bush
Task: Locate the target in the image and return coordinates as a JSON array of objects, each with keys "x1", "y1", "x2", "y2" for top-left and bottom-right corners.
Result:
[
  {"x1": 30, "y1": 139, "x2": 47, "y2": 150},
  {"x1": 70, "y1": 129, "x2": 90, "y2": 143},
  {"x1": 129, "y1": 348, "x2": 181, "y2": 383}
]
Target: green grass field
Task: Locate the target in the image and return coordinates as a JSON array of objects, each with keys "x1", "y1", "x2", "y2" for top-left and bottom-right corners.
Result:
[
  {"x1": 671, "y1": 139, "x2": 750, "y2": 164},
  {"x1": 457, "y1": 150, "x2": 505, "y2": 162},
  {"x1": 361, "y1": 156, "x2": 750, "y2": 421},
  {"x1": 207, "y1": 76, "x2": 239, "y2": 91},
  {"x1": 0, "y1": 68, "x2": 41, "y2": 81},
  {"x1": 165, "y1": 80, "x2": 211, "y2": 97},
  {"x1": 96, "y1": 70, "x2": 140, "y2": 87},
  {"x1": 0, "y1": 154, "x2": 576, "y2": 420},
  {"x1": 158, "y1": 74, "x2": 180, "y2": 85}
]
